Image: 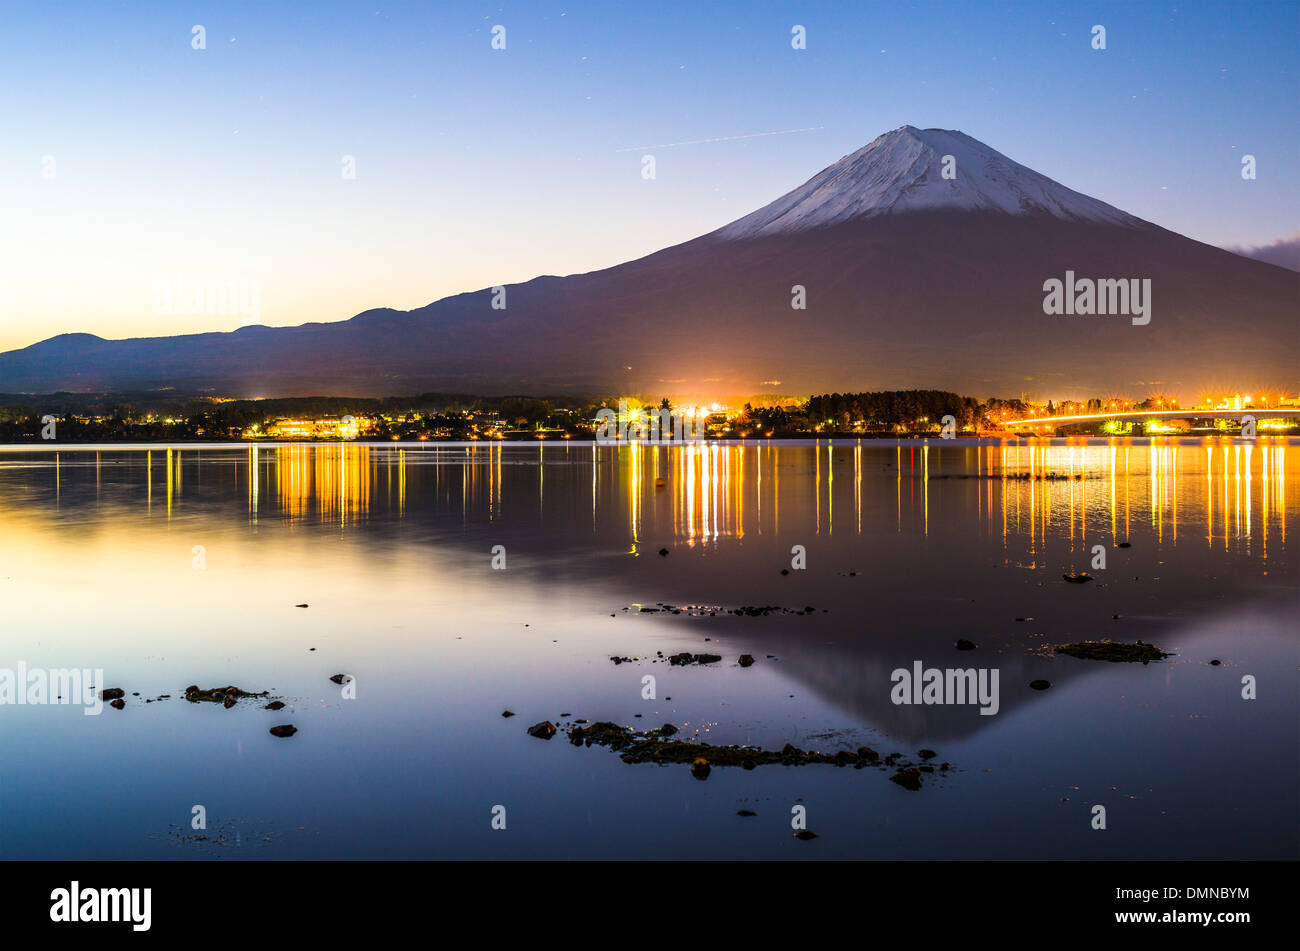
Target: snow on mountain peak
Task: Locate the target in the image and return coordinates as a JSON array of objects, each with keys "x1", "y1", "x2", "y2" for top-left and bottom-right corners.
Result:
[{"x1": 717, "y1": 125, "x2": 1145, "y2": 239}]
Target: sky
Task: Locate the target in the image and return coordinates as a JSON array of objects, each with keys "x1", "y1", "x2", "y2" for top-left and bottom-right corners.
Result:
[{"x1": 1, "y1": 0, "x2": 1296, "y2": 353}]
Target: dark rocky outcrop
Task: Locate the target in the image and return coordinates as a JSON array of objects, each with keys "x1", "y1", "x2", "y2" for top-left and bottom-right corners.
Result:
[{"x1": 1055, "y1": 641, "x2": 1171, "y2": 663}]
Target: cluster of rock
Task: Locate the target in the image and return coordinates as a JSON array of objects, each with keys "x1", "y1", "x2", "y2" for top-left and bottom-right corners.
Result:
[{"x1": 524, "y1": 718, "x2": 949, "y2": 790}]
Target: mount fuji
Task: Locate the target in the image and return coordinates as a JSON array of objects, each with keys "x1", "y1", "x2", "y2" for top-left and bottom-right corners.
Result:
[{"x1": 2, "y1": 125, "x2": 1295, "y2": 399}]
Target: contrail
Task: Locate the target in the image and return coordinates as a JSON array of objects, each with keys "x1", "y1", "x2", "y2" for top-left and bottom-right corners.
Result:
[{"x1": 616, "y1": 125, "x2": 824, "y2": 153}]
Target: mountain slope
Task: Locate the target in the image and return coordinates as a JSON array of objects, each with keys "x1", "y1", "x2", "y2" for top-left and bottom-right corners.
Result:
[{"x1": 1, "y1": 126, "x2": 1295, "y2": 399}]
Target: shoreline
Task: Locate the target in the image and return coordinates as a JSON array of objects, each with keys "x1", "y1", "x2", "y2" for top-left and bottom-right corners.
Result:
[{"x1": 1, "y1": 434, "x2": 1295, "y2": 452}]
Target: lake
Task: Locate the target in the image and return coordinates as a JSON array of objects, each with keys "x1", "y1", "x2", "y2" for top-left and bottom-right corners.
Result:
[{"x1": 0, "y1": 439, "x2": 1295, "y2": 860}]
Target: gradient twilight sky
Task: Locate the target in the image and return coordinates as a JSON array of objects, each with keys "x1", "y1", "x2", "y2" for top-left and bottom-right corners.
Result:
[{"x1": 1, "y1": 0, "x2": 1296, "y2": 353}]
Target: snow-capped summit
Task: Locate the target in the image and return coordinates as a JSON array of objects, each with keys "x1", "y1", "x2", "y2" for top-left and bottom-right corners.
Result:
[{"x1": 717, "y1": 125, "x2": 1146, "y2": 239}]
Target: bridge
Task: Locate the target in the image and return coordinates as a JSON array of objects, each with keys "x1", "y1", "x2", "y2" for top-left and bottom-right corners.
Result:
[{"x1": 998, "y1": 408, "x2": 1300, "y2": 430}]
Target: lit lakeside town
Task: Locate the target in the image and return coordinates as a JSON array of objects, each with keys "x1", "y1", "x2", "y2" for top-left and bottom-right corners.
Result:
[{"x1": 0, "y1": 389, "x2": 1295, "y2": 442}]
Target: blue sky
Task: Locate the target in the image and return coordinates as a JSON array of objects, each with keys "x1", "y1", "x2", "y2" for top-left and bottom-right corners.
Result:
[{"x1": 1, "y1": 0, "x2": 1296, "y2": 349}]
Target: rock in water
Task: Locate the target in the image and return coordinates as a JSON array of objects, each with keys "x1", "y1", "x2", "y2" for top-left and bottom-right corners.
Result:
[
  {"x1": 668, "y1": 652, "x2": 723, "y2": 666},
  {"x1": 1029, "y1": 679, "x2": 1052, "y2": 690},
  {"x1": 269, "y1": 725, "x2": 297, "y2": 738},
  {"x1": 1062, "y1": 572, "x2": 1092, "y2": 584},
  {"x1": 690, "y1": 758, "x2": 711, "y2": 780},
  {"x1": 329, "y1": 674, "x2": 352, "y2": 684},
  {"x1": 955, "y1": 639, "x2": 977, "y2": 651},
  {"x1": 265, "y1": 701, "x2": 286, "y2": 711},
  {"x1": 527, "y1": 721, "x2": 556, "y2": 740},
  {"x1": 891, "y1": 768, "x2": 923, "y2": 790},
  {"x1": 738, "y1": 654, "x2": 755, "y2": 667},
  {"x1": 100, "y1": 688, "x2": 125, "y2": 701},
  {"x1": 184, "y1": 684, "x2": 269, "y2": 704},
  {"x1": 1055, "y1": 641, "x2": 1172, "y2": 663}
]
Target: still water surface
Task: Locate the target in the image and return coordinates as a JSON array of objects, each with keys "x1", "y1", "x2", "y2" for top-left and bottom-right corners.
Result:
[{"x1": 0, "y1": 439, "x2": 1295, "y2": 859}]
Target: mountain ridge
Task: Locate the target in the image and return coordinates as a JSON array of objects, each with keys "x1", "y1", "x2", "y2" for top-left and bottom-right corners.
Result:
[{"x1": 2, "y1": 126, "x2": 1295, "y2": 399}]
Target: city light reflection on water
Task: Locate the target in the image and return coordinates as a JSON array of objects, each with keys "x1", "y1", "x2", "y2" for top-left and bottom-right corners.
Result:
[{"x1": 24, "y1": 438, "x2": 1280, "y2": 550}]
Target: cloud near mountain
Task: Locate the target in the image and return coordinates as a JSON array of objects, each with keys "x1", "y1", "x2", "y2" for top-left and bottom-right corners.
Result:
[{"x1": 1226, "y1": 233, "x2": 1300, "y2": 272}]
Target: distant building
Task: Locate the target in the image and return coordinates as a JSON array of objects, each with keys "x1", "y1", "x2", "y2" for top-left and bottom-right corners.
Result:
[{"x1": 253, "y1": 416, "x2": 371, "y2": 439}]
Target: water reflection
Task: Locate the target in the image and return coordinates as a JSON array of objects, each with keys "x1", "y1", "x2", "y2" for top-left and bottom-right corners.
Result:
[
  {"x1": 0, "y1": 438, "x2": 1294, "y2": 860},
  {"x1": 5, "y1": 439, "x2": 1293, "y2": 553},
  {"x1": 634, "y1": 437, "x2": 1297, "y2": 555}
]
